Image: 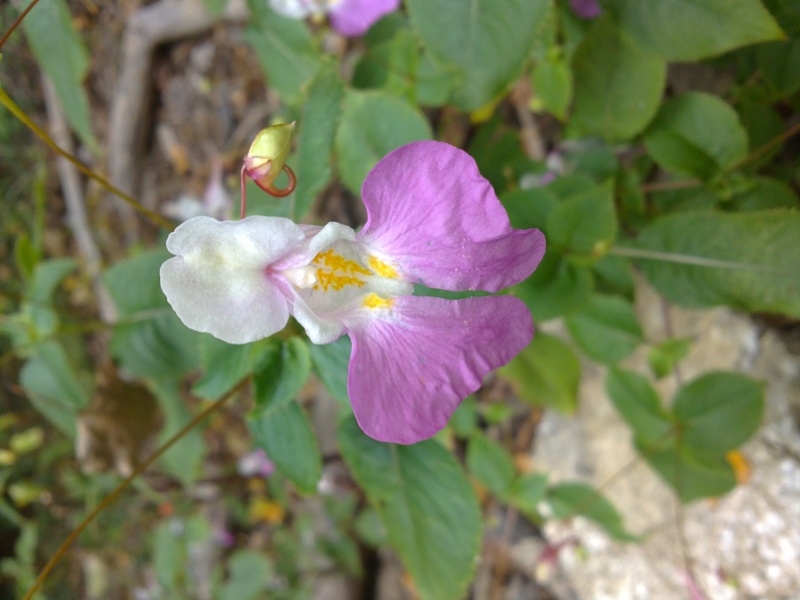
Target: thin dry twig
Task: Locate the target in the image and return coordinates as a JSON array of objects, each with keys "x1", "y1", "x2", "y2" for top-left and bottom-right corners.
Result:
[
  {"x1": 42, "y1": 75, "x2": 117, "y2": 323},
  {"x1": 107, "y1": 0, "x2": 248, "y2": 241}
]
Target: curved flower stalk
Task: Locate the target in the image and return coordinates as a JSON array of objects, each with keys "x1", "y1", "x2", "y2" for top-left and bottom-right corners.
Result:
[
  {"x1": 268, "y1": 0, "x2": 400, "y2": 37},
  {"x1": 161, "y1": 141, "x2": 546, "y2": 444}
]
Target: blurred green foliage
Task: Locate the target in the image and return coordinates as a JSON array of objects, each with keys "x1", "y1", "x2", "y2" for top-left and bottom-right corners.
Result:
[{"x1": 2, "y1": 0, "x2": 797, "y2": 597}]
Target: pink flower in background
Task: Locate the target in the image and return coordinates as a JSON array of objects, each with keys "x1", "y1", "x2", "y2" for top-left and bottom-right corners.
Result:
[
  {"x1": 160, "y1": 141, "x2": 545, "y2": 444},
  {"x1": 570, "y1": 0, "x2": 602, "y2": 19},
  {"x1": 269, "y1": 0, "x2": 400, "y2": 37}
]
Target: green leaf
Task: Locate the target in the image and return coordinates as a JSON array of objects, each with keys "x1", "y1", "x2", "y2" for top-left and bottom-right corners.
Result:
[
  {"x1": 467, "y1": 432, "x2": 516, "y2": 497},
  {"x1": 546, "y1": 482, "x2": 637, "y2": 541},
  {"x1": 635, "y1": 210, "x2": 800, "y2": 317},
  {"x1": 500, "y1": 332, "x2": 580, "y2": 414},
  {"x1": 763, "y1": 0, "x2": 800, "y2": 35},
  {"x1": 111, "y1": 314, "x2": 201, "y2": 379},
  {"x1": 532, "y1": 53, "x2": 572, "y2": 120},
  {"x1": 565, "y1": 294, "x2": 643, "y2": 364},
  {"x1": 571, "y1": 16, "x2": 666, "y2": 140},
  {"x1": 104, "y1": 249, "x2": 169, "y2": 316},
  {"x1": 338, "y1": 417, "x2": 480, "y2": 600},
  {"x1": 648, "y1": 337, "x2": 692, "y2": 379},
  {"x1": 244, "y1": 0, "x2": 322, "y2": 105},
  {"x1": 334, "y1": 90, "x2": 431, "y2": 195},
  {"x1": 508, "y1": 472, "x2": 548, "y2": 517},
  {"x1": 150, "y1": 379, "x2": 205, "y2": 486},
  {"x1": 249, "y1": 401, "x2": 321, "y2": 494},
  {"x1": 605, "y1": 368, "x2": 672, "y2": 445},
  {"x1": 500, "y1": 186, "x2": 558, "y2": 231},
  {"x1": 546, "y1": 181, "x2": 617, "y2": 256},
  {"x1": 728, "y1": 177, "x2": 799, "y2": 212},
  {"x1": 758, "y1": 39, "x2": 800, "y2": 99},
  {"x1": 309, "y1": 336, "x2": 351, "y2": 406},
  {"x1": 191, "y1": 336, "x2": 251, "y2": 400},
  {"x1": 405, "y1": 0, "x2": 549, "y2": 110},
  {"x1": 605, "y1": 0, "x2": 785, "y2": 61},
  {"x1": 252, "y1": 337, "x2": 311, "y2": 413},
  {"x1": 217, "y1": 551, "x2": 272, "y2": 600},
  {"x1": 20, "y1": 341, "x2": 89, "y2": 435},
  {"x1": 644, "y1": 93, "x2": 749, "y2": 181},
  {"x1": 449, "y1": 396, "x2": 477, "y2": 438},
  {"x1": 14, "y1": 234, "x2": 38, "y2": 280},
  {"x1": 292, "y1": 62, "x2": 344, "y2": 220},
  {"x1": 21, "y1": 0, "x2": 96, "y2": 148},
  {"x1": 639, "y1": 441, "x2": 736, "y2": 503},
  {"x1": 353, "y1": 28, "x2": 417, "y2": 99},
  {"x1": 512, "y1": 252, "x2": 594, "y2": 321},
  {"x1": 673, "y1": 372, "x2": 764, "y2": 455}
]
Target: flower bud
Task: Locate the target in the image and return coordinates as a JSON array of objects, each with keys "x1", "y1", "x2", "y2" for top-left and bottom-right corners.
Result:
[{"x1": 243, "y1": 121, "x2": 296, "y2": 190}]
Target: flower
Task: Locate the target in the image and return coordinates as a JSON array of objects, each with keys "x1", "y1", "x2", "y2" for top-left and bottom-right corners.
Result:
[
  {"x1": 161, "y1": 141, "x2": 546, "y2": 444},
  {"x1": 268, "y1": 0, "x2": 400, "y2": 37},
  {"x1": 569, "y1": 0, "x2": 602, "y2": 19}
]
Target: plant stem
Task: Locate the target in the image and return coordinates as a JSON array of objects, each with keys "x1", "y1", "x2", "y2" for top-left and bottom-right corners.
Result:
[
  {"x1": 0, "y1": 86, "x2": 175, "y2": 232},
  {"x1": 0, "y1": 0, "x2": 41, "y2": 50},
  {"x1": 22, "y1": 380, "x2": 247, "y2": 600},
  {"x1": 609, "y1": 246, "x2": 782, "y2": 272}
]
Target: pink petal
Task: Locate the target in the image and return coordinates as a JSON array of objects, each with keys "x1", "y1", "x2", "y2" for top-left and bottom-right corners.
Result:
[
  {"x1": 347, "y1": 295, "x2": 533, "y2": 444},
  {"x1": 328, "y1": 0, "x2": 400, "y2": 37},
  {"x1": 358, "y1": 141, "x2": 546, "y2": 292}
]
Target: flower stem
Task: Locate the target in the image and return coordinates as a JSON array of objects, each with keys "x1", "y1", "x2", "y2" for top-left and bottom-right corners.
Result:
[
  {"x1": 22, "y1": 379, "x2": 248, "y2": 600},
  {"x1": 0, "y1": 86, "x2": 175, "y2": 232},
  {"x1": 0, "y1": 0, "x2": 40, "y2": 50},
  {"x1": 610, "y1": 246, "x2": 782, "y2": 272}
]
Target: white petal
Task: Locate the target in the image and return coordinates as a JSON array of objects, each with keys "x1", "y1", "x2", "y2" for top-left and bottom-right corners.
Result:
[{"x1": 161, "y1": 216, "x2": 305, "y2": 344}]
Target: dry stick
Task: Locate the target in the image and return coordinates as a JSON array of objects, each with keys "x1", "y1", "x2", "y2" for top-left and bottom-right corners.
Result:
[
  {"x1": 41, "y1": 76, "x2": 117, "y2": 323},
  {"x1": 107, "y1": 0, "x2": 248, "y2": 238},
  {"x1": 0, "y1": 0, "x2": 41, "y2": 50},
  {"x1": 0, "y1": 86, "x2": 175, "y2": 231},
  {"x1": 22, "y1": 379, "x2": 248, "y2": 600}
]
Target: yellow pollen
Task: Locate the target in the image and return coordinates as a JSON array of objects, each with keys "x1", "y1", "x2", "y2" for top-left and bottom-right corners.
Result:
[
  {"x1": 312, "y1": 249, "x2": 370, "y2": 291},
  {"x1": 363, "y1": 293, "x2": 394, "y2": 309},
  {"x1": 368, "y1": 255, "x2": 399, "y2": 279}
]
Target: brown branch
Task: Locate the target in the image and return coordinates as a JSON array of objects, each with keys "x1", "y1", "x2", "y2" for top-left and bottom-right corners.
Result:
[{"x1": 107, "y1": 0, "x2": 248, "y2": 239}]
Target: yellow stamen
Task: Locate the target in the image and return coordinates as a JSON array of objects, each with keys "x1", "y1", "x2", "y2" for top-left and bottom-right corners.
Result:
[
  {"x1": 368, "y1": 255, "x2": 399, "y2": 279},
  {"x1": 363, "y1": 293, "x2": 394, "y2": 309}
]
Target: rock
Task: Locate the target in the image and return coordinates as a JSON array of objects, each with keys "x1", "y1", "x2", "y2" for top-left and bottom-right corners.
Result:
[{"x1": 534, "y1": 280, "x2": 800, "y2": 599}]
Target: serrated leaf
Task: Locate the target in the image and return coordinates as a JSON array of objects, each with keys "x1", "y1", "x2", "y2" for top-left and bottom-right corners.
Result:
[
  {"x1": 21, "y1": 0, "x2": 96, "y2": 148},
  {"x1": 244, "y1": 0, "x2": 322, "y2": 105},
  {"x1": 405, "y1": 0, "x2": 549, "y2": 110},
  {"x1": 571, "y1": 16, "x2": 666, "y2": 140},
  {"x1": 635, "y1": 210, "x2": 800, "y2": 317},
  {"x1": 253, "y1": 337, "x2": 311, "y2": 413},
  {"x1": 673, "y1": 372, "x2": 764, "y2": 455},
  {"x1": 605, "y1": 368, "x2": 672, "y2": 445},
  {"x1": 338, "y1": 417, "x2": 480, "y2": 600},
  {"x1": 334, "y1": 90, "x2": 431, "y2": 195},
  {"x1": 292, "y1": 62, "x2": 344, "y2": 220},
  {"x1": 605, "y1": 0, "x2": 785, "y2": 61},
  {"x1": 644, "y1": 93, "x2": 749, "y2": 181},
  {"x1": 249, "y1": 401, "x2": 321, "y2": 494},
  {"x1": 467, "y1": 432, "x2": 516, "y2": 497},
  {"x1": 546, "y1": 482, "x2": 637, "y2": 541},
  {"x1": 565, "y1": 294, "x2": 643, "y2": 364},
  {"x1": 500, "y1": 332, "x2": 580, "y2": 413}
]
